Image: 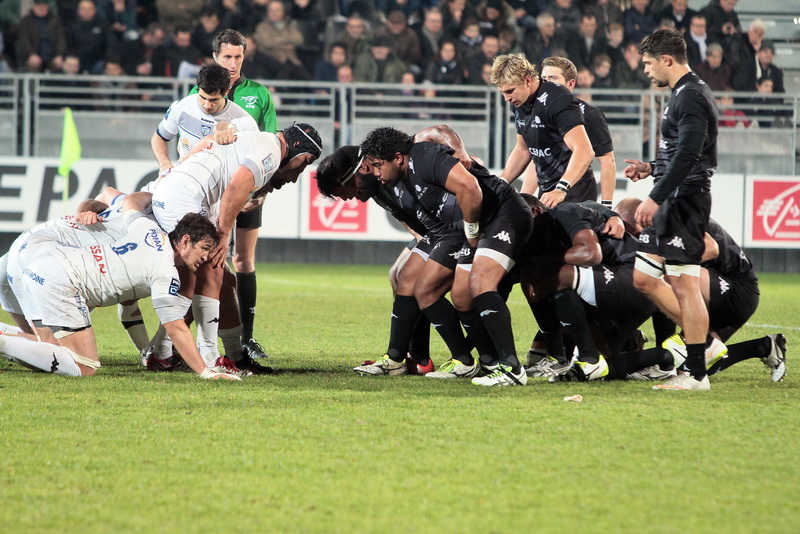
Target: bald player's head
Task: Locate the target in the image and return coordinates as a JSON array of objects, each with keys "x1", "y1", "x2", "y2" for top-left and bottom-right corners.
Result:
[{"x1": 614, "y1": 197, "x2": 643, "y2": 236}]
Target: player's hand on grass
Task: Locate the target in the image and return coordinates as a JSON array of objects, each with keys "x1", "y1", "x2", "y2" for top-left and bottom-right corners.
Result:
[
  {"x1": 199, "y1": 368, "x2": 242, "y2": 381},
  {"x1": 623, "y1": 159, "x2": 651, "y2": 181}
]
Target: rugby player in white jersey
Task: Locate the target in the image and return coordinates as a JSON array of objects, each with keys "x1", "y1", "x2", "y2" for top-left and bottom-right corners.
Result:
[
  {"x1": 151, "y1": 63, "x2": 258, "y2": 171},
  {"x1": 149, "y1": 123, "x2": 322, "y2": 372},
  {"x1": 0, "y1": 188, "x2": 153, "y2": 351},
  {"x1": 0, "y1": 195, "x2": 239, "y2": 380}
]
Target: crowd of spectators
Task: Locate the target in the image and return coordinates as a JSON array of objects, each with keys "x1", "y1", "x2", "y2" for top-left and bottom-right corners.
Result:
[{"x1": 0, "y1": 0, "x2": 789, "y2": 97}]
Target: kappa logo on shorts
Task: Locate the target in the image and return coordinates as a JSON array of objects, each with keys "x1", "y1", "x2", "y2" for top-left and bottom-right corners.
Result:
[
  {"x1": 719, "y1": 276, "x2": 730, "y2": 295},
  {"x1": 666, "y1": 236, "x2": 685, "y2": 249},
  {"x1": 493, "y1": 231, "x2": 512, "y2": 243},
  {"x1": 168, "y1": 277, "x2": 180, "y2": 296},
  {"x1": 603, "y1": 266, "x2": 615, "y2": 284}
]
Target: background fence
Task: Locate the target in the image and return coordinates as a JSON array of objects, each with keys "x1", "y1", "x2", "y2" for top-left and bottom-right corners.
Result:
[{"x1": 1, "y1": 74, "x2": 797, "y2": 175}]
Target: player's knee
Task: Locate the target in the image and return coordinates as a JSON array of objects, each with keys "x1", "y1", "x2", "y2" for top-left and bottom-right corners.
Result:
[{"x1": 233, "y1": 258, "x2": 255, "y2": 273}]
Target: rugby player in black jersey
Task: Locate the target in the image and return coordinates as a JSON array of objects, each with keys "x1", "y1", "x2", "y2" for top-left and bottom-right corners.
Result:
[
  {"x1": 518, "y1": 195, "x2": 664, "y2": 380},
  {"x1": 619, "y1": 199, "x2": 787, "y2": 382},
  {"x1": 624, "y1": 29, "x2": 720, "y2": 391},
  {"x1": 490, "y1": 54, "x2": 595, "y2": 208},
  {"x1": 538, "y1": 56, "x2": 616, "y2": 207},
  {"x1": 361, "y1": 127, "x2": 534, "y2": 386},
  {"x1": 316, "y1": 126, "x2": 483, "y2": 378}
]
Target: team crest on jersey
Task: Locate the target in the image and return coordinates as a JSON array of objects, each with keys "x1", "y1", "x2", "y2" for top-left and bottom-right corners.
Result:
[
  {"x1": 201, "y1": 124, "x2": 212, "y2": 136},
  {"x1": 537, "y1": 92, "x2": 548, "y2": 105},
  {"x1": 261, "y1": 153, "x2": 277, "y2": 173},
  {"x1": 169, "y1": 277, "x2": 180, "y2": 296},
  {"x1": 145, "y1": 229, "x2": 165, "y2": 251},
  {"x1": 240, "y1": 95, "x2": 258, "y2": 109}
]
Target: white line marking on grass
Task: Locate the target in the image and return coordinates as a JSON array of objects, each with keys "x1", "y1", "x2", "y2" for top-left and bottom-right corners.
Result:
[{"x1": 746, "y1": 323, "x2": 800, "y2": 332}]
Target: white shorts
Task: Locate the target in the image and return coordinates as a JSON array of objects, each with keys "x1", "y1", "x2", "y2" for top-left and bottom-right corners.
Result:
[
  {"x1": 0, "y1": 253, "x2": 22, "y2": 315},
  {"x1": 151, "y1": 172, "x2": 214, "y2": 232},
  {"x1": 22, "y1": 255, "x2": 91, "y2": 330}
]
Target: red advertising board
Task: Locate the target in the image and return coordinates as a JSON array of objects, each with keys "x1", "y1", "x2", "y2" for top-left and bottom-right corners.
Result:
[
  {"x1": 746, "y1": 176, "x2": 800, "y2": 247},
  {"x1": 307, "y1": 185, "x2": 367, "y2": 233}
]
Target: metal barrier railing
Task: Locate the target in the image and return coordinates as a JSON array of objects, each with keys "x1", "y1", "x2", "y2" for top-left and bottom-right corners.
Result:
[{"x1": 0, "y1": 73, "x2": 796, "y2": 174}]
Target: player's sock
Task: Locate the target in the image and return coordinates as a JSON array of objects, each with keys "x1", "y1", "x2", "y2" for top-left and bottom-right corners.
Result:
[
  {"x1": 236, "y1": 271, "x2": 257, "y2": 342},
  {"x1": 193, "y1": 295, "x2": 221, "y2": 366},
  {"x1": 220, "y1": 326, "x2": 244, "y2": 361},
  {"x1": 553, "y1": 289, "x2": 599, "y2": 364},
  {"x1": 708, "y1": 337, "x2": 769, "y2": 375},
  {"x1": 616, "y1": 347, "x2": 675, "y2": 378},
  {"x1": 118, "y1": 302, "x2": 149, "y2": 351},
  {"x1": 651, "y1": 311, "x2": 676, "y2": 347},
  {"x1": 0, "y1": 335, "x2": 82, "y2": 376},
  {"x1": 473, "y1": 291, "x2": 521, "y2": 372},
  {"x1": 458, "y1": 308, "x2": 497, "y2": 367},
  {"x1": 422, "y1": 297, "x2": 473, "y2": 365},
  {"x1": 386, "y1": 295, "x2": 421, "y2": 362},
  {"x1": 148, "y1": 324, "x2": 173, "y2": 358},
  {"x1": 529, "y1": 299, "x2": 567, "y2": 364},
  {"x1": 408, "y1": 315, "x2": 431, "y2": 366},
  {"x1": 684, "y1": 343, "x2": 706, "y2": 380}
]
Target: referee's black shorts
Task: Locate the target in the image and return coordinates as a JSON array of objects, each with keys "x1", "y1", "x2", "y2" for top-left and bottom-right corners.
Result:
[{"x1": 236, "y1": 206, "x2": 263, "y2": 229}]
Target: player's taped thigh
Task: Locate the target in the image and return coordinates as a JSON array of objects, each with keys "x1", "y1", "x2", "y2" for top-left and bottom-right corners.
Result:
[
  {"x1": 664, "y1": 262, "x2": 701, "y2": 278},
  {"x1": 635, "y1": 253, "x2": 665, "y2": 279}
]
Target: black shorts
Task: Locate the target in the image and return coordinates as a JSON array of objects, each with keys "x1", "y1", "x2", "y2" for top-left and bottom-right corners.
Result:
[
  {"x1": 428, "y1": 234, "x2": 464, "y2": 271},
  {"x1": 540, "y1": 174, "x2": 597, "y2": 202},
  {"x1": 563, "y1": 174, "x2": 597, "y2": 203},
  {"x1": 459, "y1": 193, "x2": 534, "y2": 270},
  {"x1": 708, "y1": 271, "x2": 760, "y2": 342},
  {"x1": 592, "y1": 264, "x2": 656, "y2": 329},
  {"x1": 236, "y1": 206, "x2": 263, "y2": 230},
  {"x1": 410, "y1": 233, "x2": 435, "y2": 257},
  {"x1": 651, "y1": 193, "x2": 711, "y2": 264}
]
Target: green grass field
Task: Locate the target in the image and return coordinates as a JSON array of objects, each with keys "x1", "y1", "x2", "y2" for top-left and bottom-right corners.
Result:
[{"x1": 1, "y1": 263, "x2": 798, "y2": 533}]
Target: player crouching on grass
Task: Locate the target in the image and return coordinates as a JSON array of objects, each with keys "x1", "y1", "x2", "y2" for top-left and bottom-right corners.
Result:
[{"x1": 0, "y1": 195, "x2": 240, "y2": 380}]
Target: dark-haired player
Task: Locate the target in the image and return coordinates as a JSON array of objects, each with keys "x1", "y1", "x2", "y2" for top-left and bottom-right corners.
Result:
[
  {"x1": 0, "y1": 197, "x2": 239, "y2": 381},
  {"x1": 194, "y1": 29, "x2": 279, "y2": 362},
  {"x1": 623, "y1": 29, "x2": 720, "y2": 391},
  {"x1": 151, "y1": 124, "x2": 321, "y2": 374},
  {"x1": 361, "y1": 127, "x2": 534, "y2": 386},
  {"x1": 491, "y1": 53, "x2": 595, "y2": 207}
]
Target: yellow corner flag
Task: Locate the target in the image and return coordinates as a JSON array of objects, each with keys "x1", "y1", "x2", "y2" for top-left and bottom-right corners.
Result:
[{"x1": 58, "y1": 107, "x2": 81, "y2": 205}]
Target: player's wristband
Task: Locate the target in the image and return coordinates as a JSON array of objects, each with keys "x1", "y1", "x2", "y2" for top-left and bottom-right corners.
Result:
[
  {"x1": 601, "y1": 199, "x2": 613, "y2": 207},
  {"x1": 555, "y1": 180, "x2": 571, "y2": 194},
  {"x1": 464, "y1": 221, "x2": 480, "y2": 239}
]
